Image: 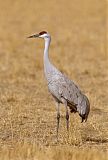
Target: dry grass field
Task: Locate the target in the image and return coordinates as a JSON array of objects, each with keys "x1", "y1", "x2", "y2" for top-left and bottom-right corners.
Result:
[{"x1": 0, "y1": 0, "x2": 107, "y2": 159}]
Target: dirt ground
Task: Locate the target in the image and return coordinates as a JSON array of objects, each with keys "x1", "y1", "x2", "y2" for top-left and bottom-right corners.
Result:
[{"x1": 0, "y1": 0, "x2": 107, "y2": 159}]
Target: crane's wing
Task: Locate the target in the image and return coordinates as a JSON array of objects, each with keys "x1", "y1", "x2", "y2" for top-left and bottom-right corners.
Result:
[
  {"x1": 58, "y1": 73, "x2": 82, "y2": 105},
  {"x1": 58, "y1": 74, "x2": 90, "y2": 121},
  {"x1": 48, "y1": 68, "x2": 90, "y2": 121}
]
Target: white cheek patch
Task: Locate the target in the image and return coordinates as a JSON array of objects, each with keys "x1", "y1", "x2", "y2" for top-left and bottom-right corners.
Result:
[{"x1": 39, "y1": 34, "x2": 47, "y2": 38}]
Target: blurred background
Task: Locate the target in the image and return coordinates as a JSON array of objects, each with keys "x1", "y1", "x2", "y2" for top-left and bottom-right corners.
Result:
[{"x1": 0, "y1": 0, "x2": 106, "y2": 82}]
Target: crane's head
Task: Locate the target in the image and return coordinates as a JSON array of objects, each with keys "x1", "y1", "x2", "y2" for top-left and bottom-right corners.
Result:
[{"x1": 27, "y1": 31, "x2": 50, "y2": 39}]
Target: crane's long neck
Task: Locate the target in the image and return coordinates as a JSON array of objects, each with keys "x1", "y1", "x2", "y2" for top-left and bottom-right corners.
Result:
[{"x1": 44, "y1": 37, "x2": 52, "y2": 80}]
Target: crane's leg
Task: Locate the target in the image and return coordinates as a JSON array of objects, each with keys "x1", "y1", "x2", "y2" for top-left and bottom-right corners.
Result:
[
  {"x1": 65, "y1": 104, "x2": 69, "y2": 131},
  {"x1": 55, "y1": 102, "x2": 60, "y2": 139},
  {"x1": 61, "y1": 98, "x2": 69, "y2": 131}
]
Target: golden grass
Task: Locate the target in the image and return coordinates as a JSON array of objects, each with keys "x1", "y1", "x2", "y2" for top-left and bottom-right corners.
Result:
[
  {"x1": 0, "y1": 142, "x2": 107, "y2": 160},
  {"x1": 0, "y1": 0, "x2": 107, "y2": 159}
]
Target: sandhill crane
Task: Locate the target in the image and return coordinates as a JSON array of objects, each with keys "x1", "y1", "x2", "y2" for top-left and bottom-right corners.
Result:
[{"x1": 28, "y1": 31, "x2": 90, "y2": 137}]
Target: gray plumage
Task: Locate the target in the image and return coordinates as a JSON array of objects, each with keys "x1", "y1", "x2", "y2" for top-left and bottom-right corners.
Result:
[{"x1": 28, "y1": 31, "x2": 90, "y2": 137}]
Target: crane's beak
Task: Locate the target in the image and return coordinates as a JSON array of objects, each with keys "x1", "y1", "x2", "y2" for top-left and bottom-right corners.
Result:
[{"x1": 27, "y1": 34, "x2": 39, "y2": 38}]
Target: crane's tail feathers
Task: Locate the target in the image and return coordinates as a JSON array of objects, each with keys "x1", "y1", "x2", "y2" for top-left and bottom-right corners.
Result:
[
  {"x1": 70, "y1": 108, "x2": 77, "y2": 113},
  {"x1": 79, "y1": 114, "x2": 87, "y2": 123},
  {"x1": 67, "y1": 102, "x2": 77, "y2": 113}
]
